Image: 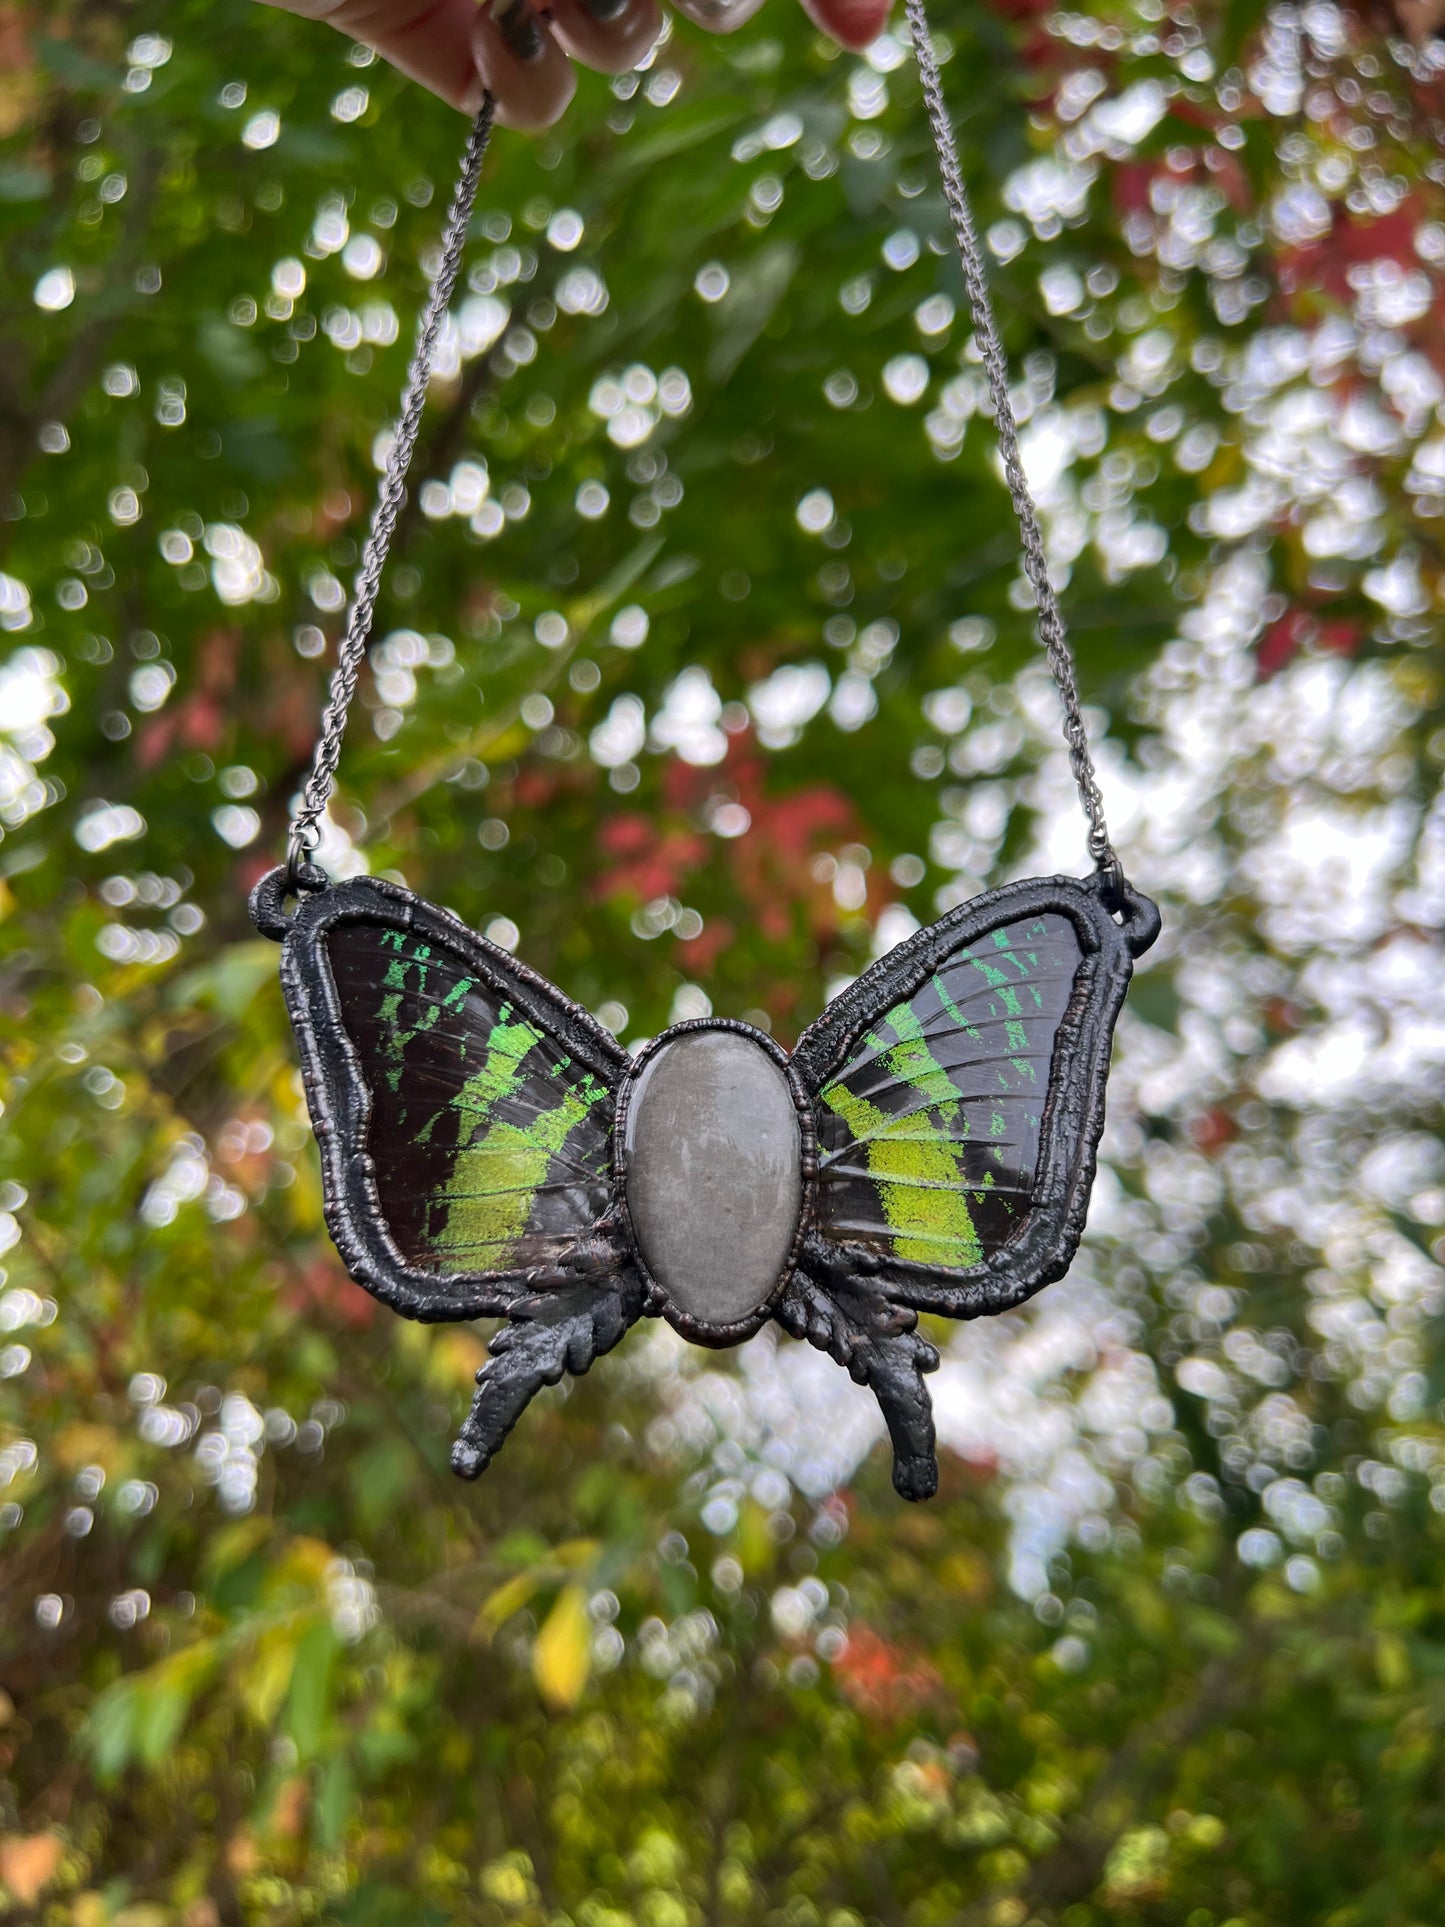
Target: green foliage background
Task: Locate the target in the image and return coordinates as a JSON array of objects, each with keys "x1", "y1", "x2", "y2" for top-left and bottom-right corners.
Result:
[{"x1": 2, "y1": 0, "x2": 1445, "y2": 1921}]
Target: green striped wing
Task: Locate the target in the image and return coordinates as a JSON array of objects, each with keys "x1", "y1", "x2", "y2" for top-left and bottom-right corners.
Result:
[
  {"x1": 813, "y1": 914, "x2": 1082, "y2": 1269},
  {"x1": 327, "y1": 921, "x2": 617, "y2": 1275}
]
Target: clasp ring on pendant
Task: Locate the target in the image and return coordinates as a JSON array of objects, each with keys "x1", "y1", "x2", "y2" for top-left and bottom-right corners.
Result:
[
  {"x1": 250, "y1": 860, "x2": 329, "y2": 942},
  {"x1": 1088, "y1": 863, "x2": 1161, "y2": 959}
]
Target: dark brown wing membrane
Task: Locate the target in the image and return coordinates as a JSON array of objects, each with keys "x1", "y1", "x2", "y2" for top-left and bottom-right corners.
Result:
[
  {"x1": 791, "y1": 874, "x2": 1159, "y2": 1323},
  {"x1": 260, "y1": 873, "x2": 634, "y2": 1322},
  {"x1": 326, "y1": 917, "x2": 617, "y2": 1276},
  {"x1": 811, "y1": 913, "x2": 1082, "y2": 1267}
]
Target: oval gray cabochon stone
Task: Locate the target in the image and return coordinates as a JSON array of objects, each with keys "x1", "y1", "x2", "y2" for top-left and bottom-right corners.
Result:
[{"x1": 624, "y1": 1029, "x2": 803, "y2": 1330}]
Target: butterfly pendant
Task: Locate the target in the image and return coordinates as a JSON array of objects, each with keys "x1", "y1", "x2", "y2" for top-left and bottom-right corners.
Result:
[{"x1": 251, "y1": 867, "x2": 1159, "y2": 1500}]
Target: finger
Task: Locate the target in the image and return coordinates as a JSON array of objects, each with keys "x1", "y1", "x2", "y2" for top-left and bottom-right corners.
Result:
[
  {"x1": 668, "y1": 0, "x2": 768, "y2": 36},
  {"x1": 796, "y1": 0, "x2": 890, "y2": 50},
  {"x1": 261, "y1": 0, "x2": 486, "y2": 110},
  {"x1": 547, "y1": 0, "x2": 663, "y2": 76},
  {"x1": 471, "y1": 1, "x2": 577, "y2": 128}
]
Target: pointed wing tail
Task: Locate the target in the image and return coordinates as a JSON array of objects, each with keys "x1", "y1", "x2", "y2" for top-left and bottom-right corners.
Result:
[
  {"x1": 451, "y1": 1275, "x2": 645, "y2": 1479},
  {"x1": 778, "y1": 1274, "x2": 940, "y2": 1501}
]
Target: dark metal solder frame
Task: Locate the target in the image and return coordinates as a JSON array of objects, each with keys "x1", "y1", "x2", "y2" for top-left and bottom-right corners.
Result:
[{"x1": 252, "y1": 866, "x2": 1159, "y2": 1499}]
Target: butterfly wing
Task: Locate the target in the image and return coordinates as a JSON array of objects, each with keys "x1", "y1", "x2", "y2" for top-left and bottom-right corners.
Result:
[
  {"x1": 262, "y1": 867, "x2": 1157, "y2": 1498},
  {"x1": 275, "y1": 875, "x2": 633, "y2": 1322},
  {"x1": 792, "y1": 874, "x2": 1158, "y2": 1321}
]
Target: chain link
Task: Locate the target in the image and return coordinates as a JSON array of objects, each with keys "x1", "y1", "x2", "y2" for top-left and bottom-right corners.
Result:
[
  {"x1": 905, "y1": 0, "x2": 1120, "y2": 883},
  {"x1": 285, "y1": 98, "x2": 496, "y2": 889},
  {"x1": 286, "y1": 8, "x2": 1119, "y2": 891}
]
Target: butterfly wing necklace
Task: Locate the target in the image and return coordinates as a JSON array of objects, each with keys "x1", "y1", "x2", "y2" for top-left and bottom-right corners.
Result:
[{"x1": 251, "y1": 0, "x2": 1161, "y2": 1501}]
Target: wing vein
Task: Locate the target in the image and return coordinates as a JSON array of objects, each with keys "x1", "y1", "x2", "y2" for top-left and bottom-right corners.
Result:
[
  {"x1": 819, "y1": 1165, "x2": 1033, "y2": 1196},
  {"x1": 829, "y1": 1050, "x2": 1057, "y2": 1110},
  {"x1": 821, "y1": 1220, "x2": 992, "y2": 1249},
  {"x1": 820, "y1": 1132, "x2": 1030, "y2": 1157},
  {"x1": 418, "y1": 1178, "x2": 608, "y2": 1203}
]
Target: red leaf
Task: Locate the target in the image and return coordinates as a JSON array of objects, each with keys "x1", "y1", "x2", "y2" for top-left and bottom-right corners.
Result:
[
  {"x1": 831, "y1": 1623, "x2": 948, "y2": 1722},
  {"x1": 1258, "y1": 610, "x2": 1361, "y2": 679}
]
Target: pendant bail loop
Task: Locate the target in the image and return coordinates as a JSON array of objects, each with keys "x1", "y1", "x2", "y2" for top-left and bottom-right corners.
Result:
[
  {"x1": 1083, "y1": 862, "x2": 1160, "y2": 958},
  {"x1": 284, "y1": 821, "x2": 330, "y2": 898},
  {"x1": 250, "y1": 861, "x2": 329, "y2": 942},
  {"x1": 1096, "y1": 848, "x2": 1125, "y2": 896}
]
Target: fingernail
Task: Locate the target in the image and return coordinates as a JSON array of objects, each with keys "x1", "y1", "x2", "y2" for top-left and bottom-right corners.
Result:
[
  {"x1": 579, "y1": 0, "x2": 631, "y2": 20},
  {"x1": 494, "y1": 0, "x2": 546, "y2": 61}
]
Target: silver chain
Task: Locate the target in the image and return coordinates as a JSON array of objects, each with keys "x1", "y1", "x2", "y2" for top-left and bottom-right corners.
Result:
[
  {"x1": 285, "y1": 98, "x2": 495, "y2": 888},
  {"x1": 286, "y1": 5, "x2": 1120, "y2": 891},
  {"x1": 906, "y1": 0, "x2": 1119, "y2": 883}
]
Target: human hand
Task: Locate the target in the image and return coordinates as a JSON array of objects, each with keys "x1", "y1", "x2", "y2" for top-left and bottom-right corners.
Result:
[{"x1": 261, "y1": 0, "x2": 891, "y2": 131}]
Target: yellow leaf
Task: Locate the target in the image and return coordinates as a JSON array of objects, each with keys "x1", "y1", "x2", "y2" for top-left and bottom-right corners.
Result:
[
  {"x1": 241, "y1": 1628, "x2": 302, "y2": 1727},
  {"x1": 432, "y1": 1330, "x2": 488, "y2": 1388},
  {"x1": 53, "y1": 1424, "x2": 123, "y2": 1477},
  {"x1": 474, "y1": 1570, "x2": 542, "y2": 1640},
  {"x1": 737, "y1": 1500, "x2": 775, "y2": 1577},
  {"x1": 202, "y1": 1515, "x2": 271, "y2": 1582},
  {"x1": 278, "y1": 1535, "x2": 338, "y2": 1587},
  {"x1": 532, "y1": 1584, "x2": 591, "y2": 1712},
  {"x1": 940, "y1": 1551, "x2": 993, "y2": 1605},
  {"x1": 1376, "y1": 1631, "x2": 1410, "y2": 1690},
  {"x1": 553, "y1": 1537, "x2": 600, "y2": 1570}
]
